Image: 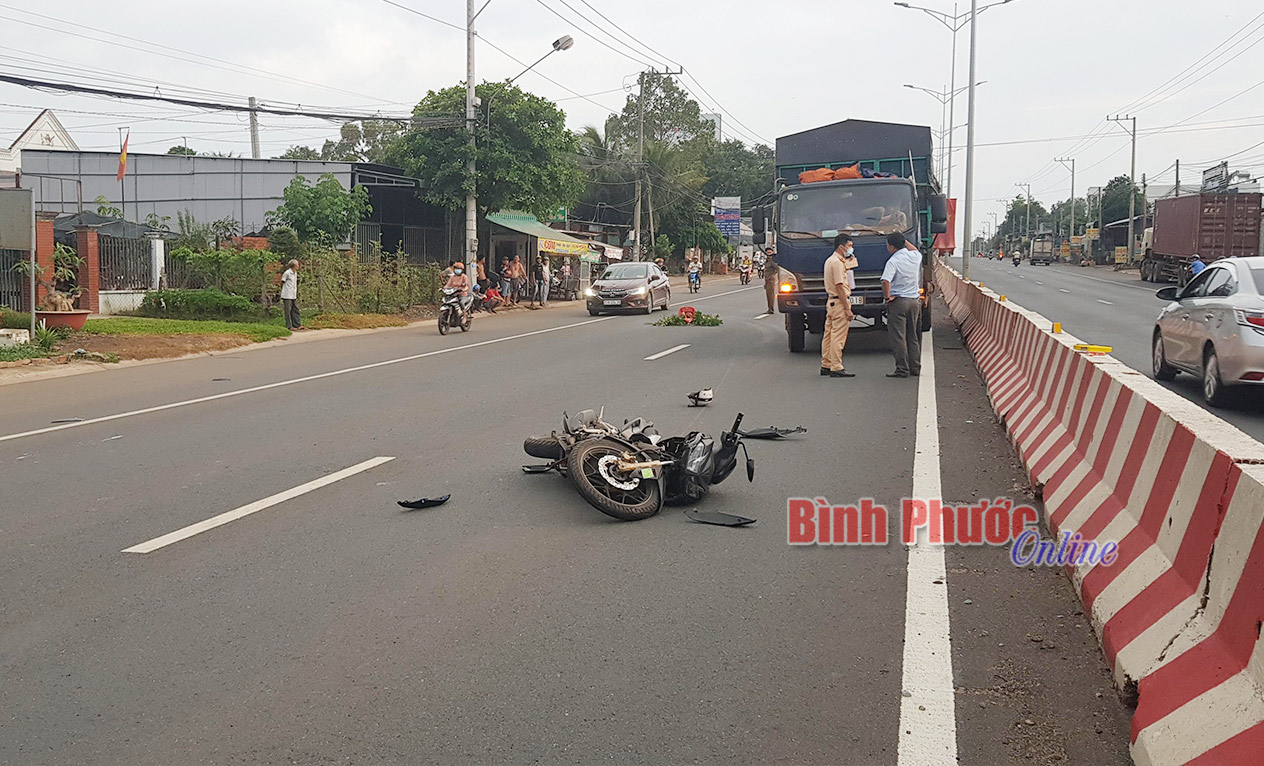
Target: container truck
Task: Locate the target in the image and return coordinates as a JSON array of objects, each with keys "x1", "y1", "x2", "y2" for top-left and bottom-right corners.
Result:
[
  {"x1": 1030, "y1": 236, "x2": 1055, "y2": 265},
  {"x1": 750, "y1": 119, "x2": 948, "y2": 352},
  {"x1": 1141, "y1": 193, "x2": 1262, "y2": 285}
]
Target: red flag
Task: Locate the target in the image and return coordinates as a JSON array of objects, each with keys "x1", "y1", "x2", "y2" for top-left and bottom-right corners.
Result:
[{"x1": 116, "y1": 131, "x2": 129, "y2": 181}]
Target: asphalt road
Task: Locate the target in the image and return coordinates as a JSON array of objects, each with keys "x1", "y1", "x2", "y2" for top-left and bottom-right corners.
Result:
[
  {"x1": 0, "y1": 278, "x2": 1129, "y2": 765},
  {"x1": 948, "y1": 255, "x2": 1264, "y2": 443}
]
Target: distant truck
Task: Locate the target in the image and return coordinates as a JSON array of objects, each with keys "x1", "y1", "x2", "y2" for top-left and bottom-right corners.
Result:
[
  {"x1": 750, "y1": 119, "x2": 948, "y2": 352},
  {"x1": 1030, "y1": 237, "x2": 1055, "y2": 265},
  {"x1": 1141, "y1": 193, "x2": 1262, "y2": 285}
]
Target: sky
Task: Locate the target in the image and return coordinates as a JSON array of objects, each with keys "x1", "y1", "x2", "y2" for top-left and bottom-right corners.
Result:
[{"x1": 3, "y1": 0, "x2": 1264, "y2": 243}]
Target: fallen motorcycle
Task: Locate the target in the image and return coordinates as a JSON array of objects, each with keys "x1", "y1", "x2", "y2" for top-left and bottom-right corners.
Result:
[{"x1": 522, "y1": 409, "x2": 754, "y2": 521}]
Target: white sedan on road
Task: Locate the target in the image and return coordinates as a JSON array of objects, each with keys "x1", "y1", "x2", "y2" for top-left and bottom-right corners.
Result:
[{"x1": 1152, "y1": 256, "x2": 1264, "y2": 406}]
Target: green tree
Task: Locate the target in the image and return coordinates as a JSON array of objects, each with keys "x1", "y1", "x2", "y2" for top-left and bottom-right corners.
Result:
[
  {"x1": 278, "y1": 145, "x2": 321, "y2": 160},
  {"x1": 1100, "y1": 175, "x2": 1146, "y2": 227},
  {"x1": 385, "y1": 82, "x2": 583, "y2": 221},
  {"x1": 605, "y1": 73, "x2": 711, "y2": 150},
  {"x1": 318, "y1": 121, "x2": 402, "y2": 163},
  {"x1": 1000, "y1": 195, "x2": 1050, "y2": 243},
  {"x1": 701, "y1": 140, "x2": 774, "y2": 203},
  {"x1": 1049, "y1": 197, "x2": 1090, "y2": 237},
  {"x1": 94, "y1": 195, "x2": 121, "y2": 218},
  {"x1": 272, "y1": 173, "x2": 371, "y2": 244},
  {"x1": 268, "y1": 226, "x2": 303, "y2": 261},
  {"x1": 167, "y1": 145, "x2": 196, "y2": 156}
]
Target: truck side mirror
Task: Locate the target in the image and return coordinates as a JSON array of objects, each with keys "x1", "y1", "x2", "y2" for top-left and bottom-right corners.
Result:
[
  {"x1": 930, "y1": 194, "x2": 949, "y2": 223},
  {"x1": 753, "y1": 232, "x2": 766, "y2": 245},
  {"x1": 931, "y1": 220, "x2": 948, "y2": 234},
  {"x1": 751, "y1": 206, "x2": 766, "y2": 234}
]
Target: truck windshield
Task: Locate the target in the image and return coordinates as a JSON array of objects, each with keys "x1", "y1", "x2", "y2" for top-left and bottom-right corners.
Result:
[{"x1": 780, "y1": 183, "x2": 916, "y2": 239}]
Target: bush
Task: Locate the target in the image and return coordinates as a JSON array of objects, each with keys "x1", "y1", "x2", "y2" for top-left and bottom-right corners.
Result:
[
  {"x1": 1, "y1": 308, "x2": 29, "y2": 329},
  {"x1": 140, "y1": 289, "x2": 261, "y2": 320},
  {"x1": 164, "y1": 247, "x2": 281, "y2": 299},
  {"x1": 299, "y1": 247, "x2": 443, "y2": 314}
]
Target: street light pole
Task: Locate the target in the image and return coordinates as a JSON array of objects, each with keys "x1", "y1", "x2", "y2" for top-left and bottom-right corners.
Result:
[
  {"x1": 905, "y1": 82, "x2": 980, "y2": 184},
  {"x1": 961, "y1": 0, "x2": 980, "y2": 278},
  {"x1": 1108, "y1": 114, "x2": 1138, "y2": 264},
  {"x1": 1055, "y1": 156, "x2": 1075, "y2": 242},
  {"x1": 1015, "y1": 182, "x2": 1031, "y2": 248}
]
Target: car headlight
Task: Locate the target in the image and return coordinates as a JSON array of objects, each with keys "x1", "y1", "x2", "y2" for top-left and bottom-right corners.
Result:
[
  {"x1": 584, "y1": 287, "x2": 596, "y2": 297},
  {"x1": 630, "y1": 286, "x2": 647, "y2": 296}
]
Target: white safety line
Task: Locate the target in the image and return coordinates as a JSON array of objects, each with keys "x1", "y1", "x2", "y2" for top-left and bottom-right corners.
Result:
[
  {"x1": 1035, "y1": 281, "x2": 1044, "y2": 285},
  {"x1": 1, "y1": 286, "x2": 756, "y2": 445},
  {"x1": 1098, "y1": 299, "x2": 1114, "y2": 305},
  {"x1": 644, "y1": 344, "x2": 690, "y2": 361},
  {"x1": 898, "y1": 327, "x2": 958, "y2": 765},
  {"x1": 1059, "y1": 288, "x2": 1071, "y2": 293},
  {"x1": 122, "y1": 457, "x2": 394, "y2": 554},
  {"x1": 754, "y1": 312, "x2": 773, "y2": 319}
]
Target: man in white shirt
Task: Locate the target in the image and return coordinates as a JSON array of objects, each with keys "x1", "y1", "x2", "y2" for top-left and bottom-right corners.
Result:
[
  {"x1": 881, "y1": 232, "x2": 923, "y2": 378},
  {"x1": 280, "y1": 259, "x2": 301, "y2": 330}
]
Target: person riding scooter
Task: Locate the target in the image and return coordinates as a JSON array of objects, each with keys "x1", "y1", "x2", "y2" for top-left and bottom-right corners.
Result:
[
  {"x1": 444, "y1": 263, "x2": 473, "y2": 315},
  {"x1": 739, "y1": 257, "x2": 752, "y2": 285},
  {"x1": 1012, "y1": 250, "x2": 1021, "y2": 267}
]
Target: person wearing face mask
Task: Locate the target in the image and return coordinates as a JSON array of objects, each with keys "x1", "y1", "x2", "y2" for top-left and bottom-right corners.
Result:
[
  {"x1": 820, "y1": 233, "x2": 857, "y2": 378},
  {"x1": 444, "y1": 261, "x2": 473, "y2": 315}
]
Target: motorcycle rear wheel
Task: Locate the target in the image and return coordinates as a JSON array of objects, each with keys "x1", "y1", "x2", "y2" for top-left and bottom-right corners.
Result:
[
  {"x1": 523, "y1": 436, "x2": 564, "y2": 460},
  {"x1": 568, "y1": 439, "x2": 662, "y2": 521}
]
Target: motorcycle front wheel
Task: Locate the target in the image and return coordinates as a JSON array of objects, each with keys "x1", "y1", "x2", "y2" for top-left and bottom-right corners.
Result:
[
  {"x1": 568, "y1": 438, "x2": 662, "y2": 521},
  {"x1": 438, "y1": 308, "x2": 450, "y2": 335}
]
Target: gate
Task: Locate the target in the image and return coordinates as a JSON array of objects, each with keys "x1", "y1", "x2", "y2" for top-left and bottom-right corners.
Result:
[
  {"x1": 99, "y1": 235, "x2": 152, "y2": 291},
  {"x1": 0, "y1": 248, "x2": 24, "y2": 310}
]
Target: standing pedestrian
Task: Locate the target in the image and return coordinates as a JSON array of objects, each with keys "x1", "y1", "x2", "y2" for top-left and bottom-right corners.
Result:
[
  {"x1": 511, "y1": 255, "x2": 525, "y2": 304},
  {"x1": 881, "y1": 232, "x2": 923, "y2": 378},
  {"x1": 500, "y1": 258, "x2": 513, "y2": 297},
  {"x1": 280, "y1": 259, "x2": 302, "y2": 330},
  {"x1": 476, "y1": 257, "x2": 489, "y2": 291},
  {"x1": 530, "y1": 256, "x2": 544, "y2": 307},
  {"x1": 762, "y1": 246, "x2": 779, "y2": 314},
  {"x1": 540, "y1": 254, "x2": 551, "y2": 307},
  {"x1": 820, "y1": 235, "x2": 856, "y2": 378}
]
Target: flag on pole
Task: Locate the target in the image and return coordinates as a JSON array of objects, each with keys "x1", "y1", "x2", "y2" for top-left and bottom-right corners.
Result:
[{"x1": 116, "y1": 131, "x2": 129, "y2": 181}]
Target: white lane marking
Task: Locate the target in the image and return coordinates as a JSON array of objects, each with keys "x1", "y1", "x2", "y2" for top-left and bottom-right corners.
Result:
[
  {"x1": 898, "y1": 326, "x2": 958, "y2": 765},
  {"x1": 1035, "y1": 281, "x2": 1044, "y2": 285},
  {"x1": 122, "y1": 457, "x2": 394, "y2": 554},
  {"x1": 0, "y1": 286, "x2": 756, "y2": 445},
  {"x1": 1059, "y1": 288, "x2": 1071, "y2": 293},
  {"x1": 1019, "y1": 275, "x2": 1026, "y2": 279},
  {"x1": 1075, "y1": 273, "x2": 1155, "y2": 293},
  {"x1": 644, "y1": 344, "x2": 690, "y2": 361},
  {"x1": 1098, "y1": 299, "x2": 1114, "y2": 305},
  {"x1": 754, "y1": 312, "x2": 773, "y2": 319}
]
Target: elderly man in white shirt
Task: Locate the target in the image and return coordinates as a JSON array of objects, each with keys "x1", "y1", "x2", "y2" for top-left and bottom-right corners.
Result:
[
  {"x1": 881, "y1": 232, "x2": 923, "y2": 377},
  {"x1": 280, "y1": 259, "x2": 301, "y2": 330}
]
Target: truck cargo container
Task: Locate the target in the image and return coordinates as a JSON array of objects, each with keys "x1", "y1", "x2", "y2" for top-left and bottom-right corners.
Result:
[
  {"x1": 750, "y1": 119, "x2": 948, "y2": 352},
  {"x1": 1141, "y1": 193, "x2": 1261, "y2": 284}
]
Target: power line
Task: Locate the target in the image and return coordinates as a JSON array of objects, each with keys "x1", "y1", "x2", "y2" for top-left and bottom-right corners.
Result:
[{"x1": 532, "y1": 0, "x2": 657, "y2": 69}]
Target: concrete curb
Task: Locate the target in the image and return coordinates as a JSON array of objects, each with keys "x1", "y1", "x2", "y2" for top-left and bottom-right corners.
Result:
[{"x1": 935, "y1": 258, "x2": 1264, "y2": 765}]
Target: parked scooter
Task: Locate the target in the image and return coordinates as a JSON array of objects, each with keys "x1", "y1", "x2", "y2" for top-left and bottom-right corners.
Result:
[
  {"x1": 522, "y1": 409, "x2": 754, "y2": 521},
  {"x1": 437, "y1": 286, "x2": 472, "y2": 335}
]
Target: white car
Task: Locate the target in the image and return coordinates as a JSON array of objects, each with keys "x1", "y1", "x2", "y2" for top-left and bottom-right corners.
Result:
[{"x1": 1152, "y1": 256, "x2": 1264, "y2": 406}]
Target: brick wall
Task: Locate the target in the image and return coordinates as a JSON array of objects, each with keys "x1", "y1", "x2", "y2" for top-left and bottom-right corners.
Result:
[{"x1": 74, "y1": 227, "x2": 100, "y2": 313}]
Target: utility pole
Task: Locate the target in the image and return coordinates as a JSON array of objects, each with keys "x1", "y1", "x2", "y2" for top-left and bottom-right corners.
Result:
[
  {"x1": 465, "y1": 0, "x2": 478, "y2": 279},
  {"x1": 248, "y1": 96, "x2": 261, "y2": 159},
  {"x1": 1055, "y1": 156, "x2": 1075, "y2": 241},
  {"x1": 1175, "y1": 159, "x2": 1180, "y2": 198},
  {"x1": 633, "y1": 70, "x2": 646, "y2": 261},
  {"x1": 1108, "y1": 115, "x2": 1137, "y2": 264},
  {"x1": 1015, "y1": 182, "x2": 1031, "y2": 249}
]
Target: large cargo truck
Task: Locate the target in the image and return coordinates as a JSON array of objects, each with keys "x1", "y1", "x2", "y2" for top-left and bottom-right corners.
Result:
[
  {"x1": 750, "y1": 119, "x2": 948, "y2": 352},
  {"x1": 1141, "y1": 193, "x2": 1262, "y2": 285}
]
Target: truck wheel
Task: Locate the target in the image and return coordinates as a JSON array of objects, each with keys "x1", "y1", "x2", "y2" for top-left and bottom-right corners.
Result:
[
  {"x1": 920, "y1": 302, "x2": 932, "y2": 333},
  {"x1": 787, "y1": 312, "x2": 806, "y2": 353}
]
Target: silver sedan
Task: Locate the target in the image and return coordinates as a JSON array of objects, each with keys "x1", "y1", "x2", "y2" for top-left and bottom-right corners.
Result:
[{"x1": 1152, "y1": 256, "x2": 1264, "y2": 406}]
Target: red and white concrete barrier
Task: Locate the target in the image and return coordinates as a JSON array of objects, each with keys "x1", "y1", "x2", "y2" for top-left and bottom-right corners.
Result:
[{"x1": 934, "y1": 260, "x2": 1264, "y2": 765}]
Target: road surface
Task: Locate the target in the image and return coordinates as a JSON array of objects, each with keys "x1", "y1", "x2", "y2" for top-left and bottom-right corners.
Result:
[
  {"x1": 949, "y1": 255, "x2": 1264, "y2": 443},
  {"x1": 1, "y1": 278, "x2": 1130, "y2": 765}
]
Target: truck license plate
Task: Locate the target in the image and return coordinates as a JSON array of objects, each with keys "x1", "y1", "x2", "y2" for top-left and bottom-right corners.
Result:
[
  {"x1": 849, "y1": 296, "x2": 864, "y2": 305},
  {"x1": 603, "y1": 299, "x2": 622, "y2": 306}
]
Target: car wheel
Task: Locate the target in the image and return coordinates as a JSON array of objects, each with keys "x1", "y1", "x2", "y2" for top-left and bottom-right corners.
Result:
[
  {"x1": 1203, "y1": 346, "x2": 1229, "y2": 407},
  {"x1": 1152, "y1": 331, "x2": 1177, "y2": 381}
]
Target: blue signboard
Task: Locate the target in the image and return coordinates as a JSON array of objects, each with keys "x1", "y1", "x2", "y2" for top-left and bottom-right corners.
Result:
[{"x1": 713, "y1": 196, "x2": 740, "y2": 237}]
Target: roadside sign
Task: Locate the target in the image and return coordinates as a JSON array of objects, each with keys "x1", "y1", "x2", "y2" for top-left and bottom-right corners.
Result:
[
  {"x1": 1085, "y1": 228, "x2": 1099, "y2": 239},
  {"x1": 1061, "y1": 242, "x2": 1070, "y2": 256},
  {"x1": 1071, "y1": 235, "x2": 1083, "y2": 246},
  {"x1": 550, "y1": 207, "x2": 567, "y2": 223},
  {"x1": 1114, "y1": 246, "x2": 1128, "y2": 264},
  {"x1": 713, "y1": 196, "x2": 741, "y2": 237},
  {"x1": 1202, "y1": 162, "x2": 1229, "y2": 193}
]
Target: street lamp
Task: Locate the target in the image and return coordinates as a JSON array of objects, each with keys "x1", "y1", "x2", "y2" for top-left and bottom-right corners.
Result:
[
  {"x1": 898, "y1": 0, "x2": 1017, "y2": 279},
  {"x1": 894, "y1": 0, "x2": 1011, "y2": 198},
  {"x1": 904, "y1": 81, "x2": 983, "y2": 183},
  {"x1": 485, "y1": 36, "x2": 574, "y2": 128},
  {"x1": 1015, "y1": 182, "x2": 1031, "y2": 246}
]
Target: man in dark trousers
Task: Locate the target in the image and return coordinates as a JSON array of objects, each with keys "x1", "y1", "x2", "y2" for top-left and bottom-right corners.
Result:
[
  {"x1": 881, "y1": 232, "x2": 923, "y2": 377},
  {"x1": 762, "y1": 246, "x2": 779, "y2": 315}
]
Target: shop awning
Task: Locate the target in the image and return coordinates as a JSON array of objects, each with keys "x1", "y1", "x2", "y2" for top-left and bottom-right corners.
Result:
[{"x1": 487, "y1": 211, "x2": 593, "y2": 256}]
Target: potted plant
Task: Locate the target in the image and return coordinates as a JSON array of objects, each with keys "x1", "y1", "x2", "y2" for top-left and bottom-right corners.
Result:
[{"x1": 11, "y1": 243, "x2": 91, "y2": 330}]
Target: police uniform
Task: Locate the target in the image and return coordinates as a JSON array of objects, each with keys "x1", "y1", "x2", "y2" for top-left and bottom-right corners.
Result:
[{"x1": 821, "y1": 251, "x2": 854, "y2": 373}]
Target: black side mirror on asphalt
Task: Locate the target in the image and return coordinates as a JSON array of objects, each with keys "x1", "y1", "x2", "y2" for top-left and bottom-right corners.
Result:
[{"x1": 1157, "y1": 286, "x2": 1178, "y2": 301}]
